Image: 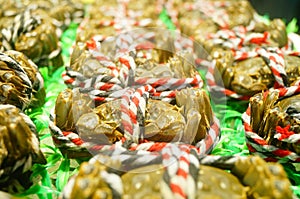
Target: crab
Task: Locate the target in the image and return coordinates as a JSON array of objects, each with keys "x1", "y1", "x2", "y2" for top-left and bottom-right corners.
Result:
[
  {"x1": 176, "y1": 0, "x2": 288, "y2": 54},
  {"x1": 21, "y1": 0, "x2": 84, "y2": 32},
  {"x1": 0, "y1": 50, "x2": 45, "y2": 109},
  {"x1": 55, "y1": 87, "x2": 213, "y2": 145},
  {"x1": 250, "y1": 89, "x2": 300, "y2": 154},
  {"x1": 0, "y1": 0, "x2": 84, "y2": 32},
  {"x1": 58, "y1": 21, "x2": 214, "y2": 153},
  {"x1": 56, "y1": 46, "x2": 213, "y2": 144},
  {"x1": 177, "y1": 0, "x2": 255, "y2": 48},
  {"x1": 75, "y1": 0, "x2": 163, "y2": 45},
  {"x1": 177, "y1": 0, "x2": 255, "y2": 39},
  {"x1": 0, "y1": 104, "x2": 45, "y2": 193},
  {"x1": 211, "y1": 48, "x2": 300, "y2": 96},
  {"x1": 63, "y1": 155, "x2": 292, "y2": 199},
  {"x1": 126, "y1": 0, "x2": 159, "y2": 20},
  {"x1": 176, "y1": 0, "x2": 255, "y2": 28}
]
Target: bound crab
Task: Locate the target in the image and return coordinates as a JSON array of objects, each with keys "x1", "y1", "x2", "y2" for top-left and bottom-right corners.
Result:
[
  {"x1": 174, "y1": 0, "x2": 289, "y2": 52},
  {"x1": 21, "y1": 0, "x2": 84, "y2": 32},
  {"x1": 211, "y1": 47, "x2": 300, "y2": 97},
  {"x1": 244, "y1": 85, "x2": 300, "y2": 161},
  {"x1": 177, "y1": 0, "x2": 255, "y2": 36},
  {"x1": 53, "y1": 35, "x2": 218, "y2": 157},
  {"x1": 0, "y1": 50, "x2": 45, "y2": 109},
  {"x1": 0, "y1": 0, "x2": 83, "y2": 32},
  {"x1": 75, "y1": 87, "x2": 212, "y2": 143},
  {"x1": 52, "y1": 84, "x2": 214, "y2": 157},
  {"x1": 62, "y1": 154, "x2": 293, "y2": 199},
  {"x1": 75, "y1": 0, "x2": 162, "y2": 44},
  {"x1": 0, "y1": 104, "x2": 45, "y2": 193}
]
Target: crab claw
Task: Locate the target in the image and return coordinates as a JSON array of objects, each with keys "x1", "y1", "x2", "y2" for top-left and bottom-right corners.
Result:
[
  {"x1": 232, "y1": 156, "x2": 292, "y2": 199},
  {"x1": 176, "y1": 88, "x2": 213, "y2": 143},
  {"x1": 55, "y1": 88, "x2": 93, "y2": 132}
]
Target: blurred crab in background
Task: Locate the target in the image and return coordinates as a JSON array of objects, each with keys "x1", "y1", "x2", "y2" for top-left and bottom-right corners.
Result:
[
  {"x1": 0, "y1": 0, "x2": 84, "y2": 33},
  {"x1": 200, "y1": 18, "x2": 288, "y2": 54},
  {"x1": 0, "y1": 50, "x2": 45, "y2": 109},
  {"x1": 0, "y1": 104, "x2": 45, "y2": 193},
  {"x1": 178, "y1": 0, "x2": 255, "y2": 37},
  {"x1": 0, "y1": 0, "x2": 84, "y2": 69},
  {"x1": 75, "y1": 0, "x2": 161, "y2": 43},
  {"x1": 0, "y1": 9, "x2": 63, "y2": 68},
  {"x1": 21, "y1": 0, "x2": 84, "y2": 32},
  {"x1": 176, "y1": 0, "x2": 288, "y2": 53},
  {"x1": 250, "y1": 88, "x2": 300, "y2": 154}
]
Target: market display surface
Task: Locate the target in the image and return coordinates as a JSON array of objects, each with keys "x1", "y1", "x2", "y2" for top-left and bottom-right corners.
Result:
[{"x1": 0, "y1": 0, "x2": 299, "y2": 198}]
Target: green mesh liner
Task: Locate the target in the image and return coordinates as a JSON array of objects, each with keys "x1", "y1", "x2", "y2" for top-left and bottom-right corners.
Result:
[{"x1": 12, "y1": 8, "x2": 300, "y2": 199}]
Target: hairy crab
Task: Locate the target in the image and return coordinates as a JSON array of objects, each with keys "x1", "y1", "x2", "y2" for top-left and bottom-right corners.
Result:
[
  {"x1": 54, "y1": 87, "x2": 213, "y2": 146},
  {"x1": 177, "y1": 0, "x2": 255, "y2": 36},
  {"x1": 52, "y1": 29, "x2": 218, "y2": 157},
  {"x1": 175, "y1": 0, "x2": 288, "y2": 53},
  {"x1": 75, "y1": 0, "x2": 162, "y2": 44},
  {"x1": 0, "y1": 50, "x2": 45, "y2": 109},
  {"x1": 62, "y1": 155, "x2": 293, "y2": 199},
  {"x1": 0, "y1": 104, "x2": 45, "y2": 193},
  {"x1": 0, "y1": 0, "x2": 84, "y2": 32},
  {"x1": 248, "y1": 88, "x2": 300, "y2": 155},
  {"x1": 211, "y1": 48, "x2": 300, "y2": 96}
]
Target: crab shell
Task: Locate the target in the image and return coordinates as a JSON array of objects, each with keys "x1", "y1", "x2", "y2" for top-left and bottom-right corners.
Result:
[
  {"x1": 63, "y1": 155, "x2": 292, "y2": 199},
  {"x1": 0, "y1": 50, "x2": 45, "y2": 109},
  {"x1": 250, "y1": 89, "x2": 300, "y2": 154},
  {"x1": 211, "y1": 48, "x2": 300, "y2": 96},
  {"x1": 0, "y1": 104, "x2": 45, "y2": 193}
]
